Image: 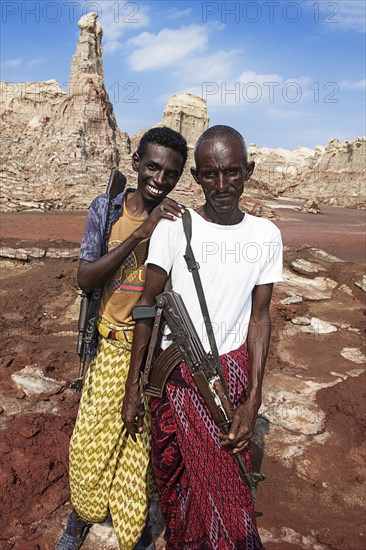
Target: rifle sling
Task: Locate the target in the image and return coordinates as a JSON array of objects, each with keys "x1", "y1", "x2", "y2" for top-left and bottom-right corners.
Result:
[{"x1": 182, "y1": 210, "x2": 229, "y2": 396}]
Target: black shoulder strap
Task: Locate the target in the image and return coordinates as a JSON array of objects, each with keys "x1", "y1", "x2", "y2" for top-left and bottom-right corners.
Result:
[{"x1": 182, "y1": 210, "x2": 228, "y2": 393}]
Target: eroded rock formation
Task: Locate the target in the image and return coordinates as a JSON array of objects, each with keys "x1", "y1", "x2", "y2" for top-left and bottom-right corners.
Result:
[
  {"x1": 249, "y1": 138, "x2": 366, "y2": 208},
  {"x1": 0, "y1": 13, "x2": 364, "y2": 212},
  {"x1": 162, "y1": 93, "x2": 209, "y2": 148},
  {"x1": 0, "y1": 13, "x2": 129, "y2": 212}
]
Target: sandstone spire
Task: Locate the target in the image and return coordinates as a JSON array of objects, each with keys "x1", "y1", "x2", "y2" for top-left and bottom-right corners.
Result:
[
  {"x1": 69, "y1": 12, "x2": 104, "y2": 90},
  {"x1": 0, "y1": 12, "x2": 129, "y2": 211}
]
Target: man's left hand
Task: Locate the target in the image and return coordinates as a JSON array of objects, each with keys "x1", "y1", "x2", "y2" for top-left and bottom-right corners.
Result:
[{"x1": 218, "y1": 401, "x2": 258, "y2": 453}]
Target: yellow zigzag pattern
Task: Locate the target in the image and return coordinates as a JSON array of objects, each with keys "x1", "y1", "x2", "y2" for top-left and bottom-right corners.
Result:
[{"x1": 69, "y1": 336, "x2": 154, "y2": 549}]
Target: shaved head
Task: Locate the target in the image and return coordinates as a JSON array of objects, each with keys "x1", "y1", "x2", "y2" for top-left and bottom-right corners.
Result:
[{"x1": 194, "y1": 125, "x2": 248, "y2": 167}]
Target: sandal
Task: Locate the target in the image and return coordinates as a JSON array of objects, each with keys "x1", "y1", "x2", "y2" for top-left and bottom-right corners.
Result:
[{"x1": 56, "y1": 515, "x2": 91, "y2": 550}]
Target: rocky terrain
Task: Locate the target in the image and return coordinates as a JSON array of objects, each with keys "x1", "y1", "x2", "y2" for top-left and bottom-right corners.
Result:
[
  {"x1": 0, "y1": 12, "x2": 130, "y2": 212},
  {"x1": 1, "y1": 10, "x2": 365, "y2": 550},
  {"x1": 0, "y1": 202, "x2": 365, "y2": 549},
  {"x1": 248, "y1": 139, "x2": 366, "y2": 209},
  {"x1": 1, "y1": 13, "x2": 365, "y2": 212}
]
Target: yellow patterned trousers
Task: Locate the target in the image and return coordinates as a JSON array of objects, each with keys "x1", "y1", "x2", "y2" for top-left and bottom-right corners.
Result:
[{"x1": 69, "y1": 335, "x2": 153, "y2": 549}]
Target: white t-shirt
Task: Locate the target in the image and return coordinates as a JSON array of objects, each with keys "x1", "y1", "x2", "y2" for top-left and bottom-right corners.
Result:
[{"x1": 147, "y1": 208, "x2": 283, "y2": 355}]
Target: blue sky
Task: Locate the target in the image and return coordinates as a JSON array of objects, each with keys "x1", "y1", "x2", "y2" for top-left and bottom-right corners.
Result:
[{"x1": 1, "y1": 0, "x2": 365, "y2": 149}]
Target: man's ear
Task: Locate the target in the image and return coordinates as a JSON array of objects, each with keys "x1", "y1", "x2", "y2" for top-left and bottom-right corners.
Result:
[
  {"x1": 191, "y1": 167, "x2": 200, "y2": 184},
  {"x1": 132, "y1": 152, "x2": 140, "y2": 173},
  {"x1": 245, "y1": 161, "x2": 255, "y2": 181}
]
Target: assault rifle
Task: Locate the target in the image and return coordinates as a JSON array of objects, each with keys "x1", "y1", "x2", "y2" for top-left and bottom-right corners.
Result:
[
  {"x1": 72, "y1": 168, "x2": 127, "y2": 391},
  {"x1": 142, "y1": 290, "x2": 266, "y2": 502}
]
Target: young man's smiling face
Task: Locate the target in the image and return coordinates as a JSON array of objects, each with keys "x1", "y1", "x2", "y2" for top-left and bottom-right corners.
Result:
[
  {"x1": 132, "y1": 142, "x2": 185, "y2": 205},
  {"x1": 191, "y1": 136, "x2": 254, "y2": 223}
]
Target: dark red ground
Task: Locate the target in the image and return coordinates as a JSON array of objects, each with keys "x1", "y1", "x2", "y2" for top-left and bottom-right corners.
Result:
[
  {"x1": 1, "y1": 203, "x2": 364, "y2": 263},
  {"x1": 0, "y1": 204, "x2": 365, "y2": 549}
]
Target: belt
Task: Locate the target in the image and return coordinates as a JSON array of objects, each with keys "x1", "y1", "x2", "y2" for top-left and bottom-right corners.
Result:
[
  {"x1": 97, "y1": 318, "x2": 133, "y2": 343},
  {"x1": 107, "y1": 328, "x2": 133, "y2": 343}
]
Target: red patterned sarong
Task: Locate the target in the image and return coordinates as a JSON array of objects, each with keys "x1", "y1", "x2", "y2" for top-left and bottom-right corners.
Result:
[{"x1": 151, "y1": 343, "x2": 263, "y2": 550}]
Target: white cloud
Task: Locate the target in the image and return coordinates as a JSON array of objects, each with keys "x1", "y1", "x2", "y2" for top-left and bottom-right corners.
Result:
[
  {"x1": 176, "y1": 49, "x2": 242, "y2": 83},
  {"x1": 90, "y1": 0, "x2": 150, "y2": 53},
  {"x1": 28, "y1": 58, "x2": 45, "y2": 67},
  {"x1": 195, "y1": 70, "x2": 317, "y2": 109},
  {"x1": 267, "y1": 107, "x2": 308, "y2": 119},
  {"x1": 128, "y1": 25, "x2": 209, "y2": 70},
  {"x1": 103, "y1": 40, "x2": 123, "y2": 54},
  {"x1": 238, "y1": 72, "x2": 312, "y2": 88},
  {"x1": 161, "y1": 68, "x2": 316, "y2": 114},
  {"x1": 339, "y1": 79, "x2": 366, "y2": 91},
  {"x1": 3, "y1": 58, "x2": 21, "y2": 67},
  {"x1": 317, "y1": 0, "x2": 366, "y2": 33},
  {"x1": 166, "y1": 7, "x2": 193, "y2": 20},
  {"x1": 203, "y1": 71, "x2": 313, "y2": 105},
  {"x1": 238, "y1": 70, "x2": 284, "y2": 86}
]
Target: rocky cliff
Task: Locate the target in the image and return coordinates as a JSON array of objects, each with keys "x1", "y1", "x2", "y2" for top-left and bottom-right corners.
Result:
[
  {"x1": 0, "y1": 13, "x2": 129, "y2": 211},
  {"x1": 162, "y1": 93, "x2": 209, "y2": 148},
  {"x1": 248, "y1": 137, "x2": 366, "y2": 208},
  {"x1": 0, "y1": 13, "x2": 364, "y2": 211}
]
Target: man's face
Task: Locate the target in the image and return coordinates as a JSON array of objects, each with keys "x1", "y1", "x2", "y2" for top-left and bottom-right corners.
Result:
[
  {"x1": 132, "y1": 142, "x2": 184, "y2": 205},
  {"x1": 191, "y1": 137, "x2": 254, "y2": 217}
]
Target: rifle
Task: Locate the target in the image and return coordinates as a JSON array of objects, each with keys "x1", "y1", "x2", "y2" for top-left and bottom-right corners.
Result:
[
  {"x1": 142, "y1": 290, "x2": 266, "y2": 502},
  {"x1": 72, "y1": 168, "x2": 127, "y2": 391}
]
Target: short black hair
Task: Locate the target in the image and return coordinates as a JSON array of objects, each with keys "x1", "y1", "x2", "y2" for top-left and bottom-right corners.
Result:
[
  {"x1": 136, "y1": 126, "x2": 188, "y2": 167},
  {"x1": 194, "y1": 125, "x2": 247, "y2": 165}
]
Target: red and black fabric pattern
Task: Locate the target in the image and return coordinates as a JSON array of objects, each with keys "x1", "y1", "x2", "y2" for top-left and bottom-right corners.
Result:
[{"x1": 151, "y1": 344, "x2": 263, "y2": 550}]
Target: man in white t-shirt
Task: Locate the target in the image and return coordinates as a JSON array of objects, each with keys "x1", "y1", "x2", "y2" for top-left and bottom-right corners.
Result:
[{"x1": 123, "y1": 125, "x2": 283, "y2": 549}]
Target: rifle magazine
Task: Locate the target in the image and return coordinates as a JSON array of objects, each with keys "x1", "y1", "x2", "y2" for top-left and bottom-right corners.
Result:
[{"x1": 144, "y1": 343, "x2": 182, "y2": 398}]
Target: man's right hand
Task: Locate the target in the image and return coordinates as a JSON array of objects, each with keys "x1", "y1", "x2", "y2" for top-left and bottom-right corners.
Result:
[
  {"x1": 122, "y1": 384, "x2": 144, "y2": 442},
  {"x1": 135, "y1": 198, "x2": 185, "y2": 240},
  {"x1": 78, "y1": 199, "x2": 185, "y2": 293}
]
